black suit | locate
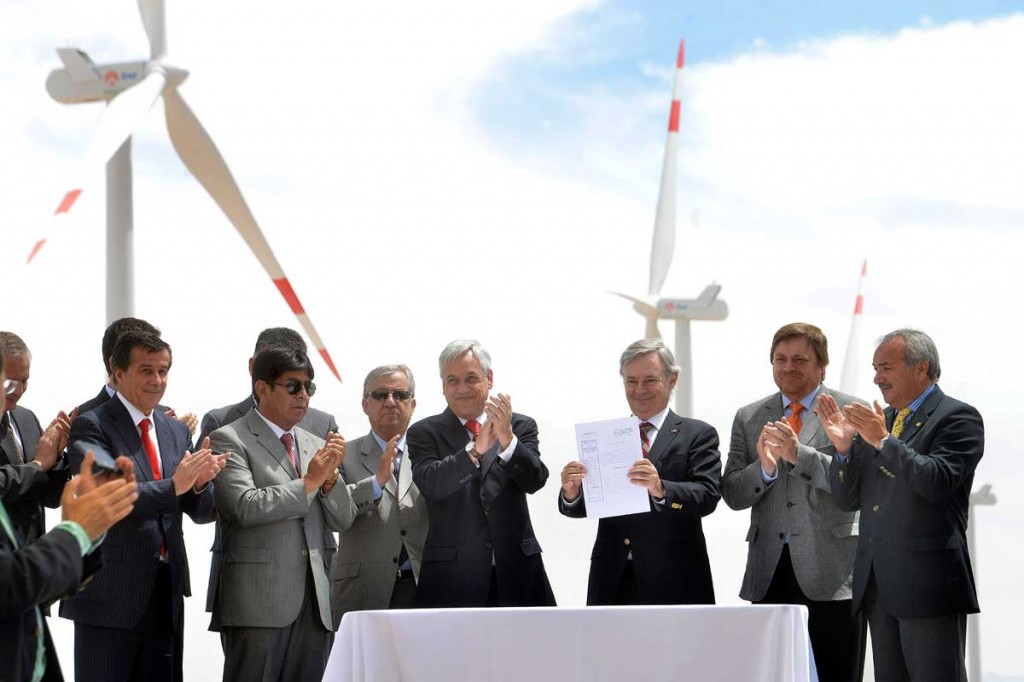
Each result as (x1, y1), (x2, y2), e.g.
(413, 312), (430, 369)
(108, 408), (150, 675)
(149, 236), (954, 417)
(61, 396), (216, 682)
(1, 406), (69, 544)
(1, 499), (101, 682)
(409, 408), (555, 607)
(76, 386), (113, 416)
(830, 386), (983, 680)
(559, 411), (722, 605)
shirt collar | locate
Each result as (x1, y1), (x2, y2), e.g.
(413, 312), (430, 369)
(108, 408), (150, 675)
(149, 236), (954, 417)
(255, 409), (294, 441)
(904, 383), (937, 414)
(636, 405), (671, 430)
(781, 384), (821, 413)
(371, 431), (407, 453)
(116, 392), (152, 427)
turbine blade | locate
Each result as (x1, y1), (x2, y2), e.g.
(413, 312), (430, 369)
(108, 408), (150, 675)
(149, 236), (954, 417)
(164, 89), (341, 381)
(649, 39), (685, 297)
(138, 0), (167, 59)
(839, 259), (867, 393)
(27, 70), (165, 264)
(645, 315), (662, 340)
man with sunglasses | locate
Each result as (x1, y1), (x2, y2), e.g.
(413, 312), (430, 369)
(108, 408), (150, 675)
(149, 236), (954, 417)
(210, 346), (354, 681)
(330, 365), (427, 622)
(0, 331), (74, 544)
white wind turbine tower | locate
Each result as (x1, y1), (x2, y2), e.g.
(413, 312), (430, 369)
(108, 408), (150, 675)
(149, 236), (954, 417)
(613, 39), (727, 418)
(839, 259), (867, 393)
(32, 0), (340, 380)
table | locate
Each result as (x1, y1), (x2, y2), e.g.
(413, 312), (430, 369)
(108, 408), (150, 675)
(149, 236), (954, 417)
(325, 604), (817, 681)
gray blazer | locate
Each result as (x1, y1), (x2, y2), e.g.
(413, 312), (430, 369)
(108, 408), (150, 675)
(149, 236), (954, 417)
(722, 385), (862, 602)
(330, 433), (428, 627)
(210, 410), (356, 631)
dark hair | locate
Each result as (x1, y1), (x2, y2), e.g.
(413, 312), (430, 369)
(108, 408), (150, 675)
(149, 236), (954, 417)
(251, 347), (314, 395)
(110, 331), (171, 373)
(0, 331), (29, 358)
(103, 317), (160, 375)
(254, 327), (306, 356)
(770, 322), (829, 367)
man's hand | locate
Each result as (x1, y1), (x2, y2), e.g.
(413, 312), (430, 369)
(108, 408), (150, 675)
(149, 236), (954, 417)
(815, 394), (856, 453)
(762, 419), (799, 465)
(560, 461), (587, 502)
(473, 419), (495, 456)
(171, 449), (216, 496)
(62, 452), (139, 540)
(843, 401), (888, 449)
(165, 409), (199, 437)
(34, 409), (75, 470)
(305, 432), (345, 494)
(628, 459), (665, 500)
(189, 437), (228, 493)
(484, 393), (514, 450)
(376, 435), (400, 487)
(756, 428), (778, 477)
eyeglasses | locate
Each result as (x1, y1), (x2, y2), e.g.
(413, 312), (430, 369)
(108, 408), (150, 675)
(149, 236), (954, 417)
(3, 379), (25, 396)
(271, 380), (316, 396)
(367, 389), (413, 402)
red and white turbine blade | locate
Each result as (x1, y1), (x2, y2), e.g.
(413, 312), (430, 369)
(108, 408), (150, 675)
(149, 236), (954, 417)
(839, 259), (867, 393)
(27, 69), (166, 264)
(138, 0), (168, 59)
(648, 39), (685, 297)
(163, 88), (341, 381)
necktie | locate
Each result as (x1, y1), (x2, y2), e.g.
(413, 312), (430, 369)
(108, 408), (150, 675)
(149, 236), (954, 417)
(280, 432), (300, 475)
(639, 421), (655, 458)
(1, 412), (25, 465)
(891, 407), (912, 438)
(788, 402), (804, 435)
(465, 419), (481, 441)
(139, 418), (161, 480)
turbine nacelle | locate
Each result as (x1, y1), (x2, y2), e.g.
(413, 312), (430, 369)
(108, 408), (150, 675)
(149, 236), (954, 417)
(657, 284), (728, 320)
(45, 48), (188, 104)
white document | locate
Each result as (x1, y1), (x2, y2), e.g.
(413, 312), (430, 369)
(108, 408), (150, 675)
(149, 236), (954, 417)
(574, 417), (650, 519)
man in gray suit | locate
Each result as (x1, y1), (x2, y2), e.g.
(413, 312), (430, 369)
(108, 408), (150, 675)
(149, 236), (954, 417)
(722, 322), (866, 682)
(331, 364), (428, 626)
(210, 346), (354, 682)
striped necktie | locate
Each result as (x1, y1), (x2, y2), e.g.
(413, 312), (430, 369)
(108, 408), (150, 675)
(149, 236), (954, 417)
(639, 421), (655, 458)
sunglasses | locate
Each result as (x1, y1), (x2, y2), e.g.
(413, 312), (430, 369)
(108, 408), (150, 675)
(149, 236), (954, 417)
(3, 379), (25, 396)
(271, 380), (316, 396)
(367, 389), (413, 402)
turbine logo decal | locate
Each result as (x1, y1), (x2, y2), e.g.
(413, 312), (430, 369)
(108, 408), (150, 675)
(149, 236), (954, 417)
(104, 70), (120, 87)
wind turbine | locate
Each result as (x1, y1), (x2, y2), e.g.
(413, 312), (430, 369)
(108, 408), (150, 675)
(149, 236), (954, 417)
(838, 259), (867, 393)
(33, 0), (340, 380)
(613, 39), (727, 417)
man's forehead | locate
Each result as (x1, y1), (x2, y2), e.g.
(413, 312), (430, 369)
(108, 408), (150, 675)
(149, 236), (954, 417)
(130, 349), (170, 367)
(371, 373), (409, 389)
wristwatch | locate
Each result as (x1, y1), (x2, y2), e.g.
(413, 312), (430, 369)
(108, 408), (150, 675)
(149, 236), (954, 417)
(464, 441), (482, 461)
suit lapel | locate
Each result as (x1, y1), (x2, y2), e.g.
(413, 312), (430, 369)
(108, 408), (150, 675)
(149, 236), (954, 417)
(360, 435), (398, 498)
(108, 399), (152, 482)
(0, 416), (18, 466)
(798, 389), (826, 448)
(10, 409), (41, 461)
(898, 386), (943, 444)
(295, 428), (318, 476)
(648, 411), (682, 467)
(246, 410), (298, 479)
(153, 411), (182, 477)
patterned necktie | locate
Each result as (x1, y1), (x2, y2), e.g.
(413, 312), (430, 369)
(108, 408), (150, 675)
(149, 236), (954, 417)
(891, 407), (912, 438)
(280, 432), (300, 475)
(139, 418), (161, 480)
(1, 412), (25, 465)
(465, 419), (481, 441)
(639, 421), (655, 458)
(788, 402), (804, 435)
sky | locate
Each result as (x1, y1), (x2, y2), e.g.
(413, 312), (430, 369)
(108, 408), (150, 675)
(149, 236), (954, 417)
(2, 0), (1022, 679)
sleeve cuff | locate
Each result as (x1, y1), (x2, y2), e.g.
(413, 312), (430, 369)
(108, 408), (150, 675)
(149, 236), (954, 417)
(371, 476), (384, 501)
(497, 435), (519, 462)
(54, 521), (92, 556)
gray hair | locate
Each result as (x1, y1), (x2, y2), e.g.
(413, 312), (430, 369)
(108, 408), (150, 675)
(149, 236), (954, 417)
(362, 364), (416, 397)
(877, 329), (941, 381)
(438, 340), (492, 377)
(0, 332), (30, 359)
(619, 339), (680, 377)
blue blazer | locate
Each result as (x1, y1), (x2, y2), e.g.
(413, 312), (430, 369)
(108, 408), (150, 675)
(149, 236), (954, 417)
(60, 396), (215, 629)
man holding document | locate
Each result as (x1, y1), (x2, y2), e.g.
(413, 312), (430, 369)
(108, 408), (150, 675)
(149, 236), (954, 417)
(558, 339), (722, 605)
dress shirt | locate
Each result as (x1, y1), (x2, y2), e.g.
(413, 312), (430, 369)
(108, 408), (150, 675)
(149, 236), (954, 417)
(116, 393), (162, 474)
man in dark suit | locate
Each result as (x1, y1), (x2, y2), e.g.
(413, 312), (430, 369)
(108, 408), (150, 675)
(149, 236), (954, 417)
(820, 329), (983, 681)
(409, 340), (555, 608)
(199, 327), (340, 620)
(1, 344), (140, 682)
(61, 331), (227, 682)
(0, 332), (74, 545)
(722, 323), (866, 682)
(559, 339), (721, 605)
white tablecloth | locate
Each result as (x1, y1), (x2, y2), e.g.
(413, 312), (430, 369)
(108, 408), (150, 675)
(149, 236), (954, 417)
(325, 604), (817, 681)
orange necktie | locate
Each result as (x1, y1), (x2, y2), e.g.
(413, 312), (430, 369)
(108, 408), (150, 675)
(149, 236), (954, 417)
(788, 402), (804, 435)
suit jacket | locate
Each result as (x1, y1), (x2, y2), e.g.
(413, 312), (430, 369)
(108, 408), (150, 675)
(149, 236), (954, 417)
(722, 386), (861, 602)
(830, 386), (983, 618)
(76, 386), (112, 416)
(1, 406), (69, 545)
(202, 398), (341, 613)
(60, 397), (215, 630)
(209, 410), (355, 630)
(1, 511), (96, 682)
(409, 408), (555, 608)
(558, 410), (721, 605)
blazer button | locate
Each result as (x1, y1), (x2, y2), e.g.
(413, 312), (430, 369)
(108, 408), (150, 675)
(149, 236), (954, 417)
(786, 502), (794, 508)
(393, 557), (399, 563)
(400, 529), (407, 536)
(800, 473), (811, 481)
(754, 487), (761, 493)
(485, 542), (493, 549)
(301, 549), (308, 556)
(872, 504), (880, 512)
(623, 538), (631, 546)
(778, 533), (785, 539)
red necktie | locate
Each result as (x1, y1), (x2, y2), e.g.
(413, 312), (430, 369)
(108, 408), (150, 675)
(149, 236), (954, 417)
(280, 432), (300, 475)
(139, 418), (161, 480)
(788, 402), (804, 435)
(639, 421), (654, 458)
(465, 419), (481, 441)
